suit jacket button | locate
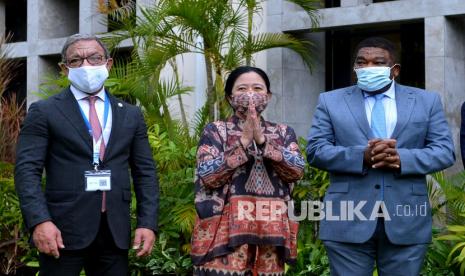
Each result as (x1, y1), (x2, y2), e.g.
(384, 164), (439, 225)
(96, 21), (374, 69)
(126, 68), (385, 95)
(375, 184), (381, 189)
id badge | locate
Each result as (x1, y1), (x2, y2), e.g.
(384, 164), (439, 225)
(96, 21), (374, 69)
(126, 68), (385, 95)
(85, 170), (111, 191)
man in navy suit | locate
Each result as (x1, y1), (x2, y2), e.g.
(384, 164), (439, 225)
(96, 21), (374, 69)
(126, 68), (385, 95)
(15, 34), (159, 275)
(307, 37), (455, 275)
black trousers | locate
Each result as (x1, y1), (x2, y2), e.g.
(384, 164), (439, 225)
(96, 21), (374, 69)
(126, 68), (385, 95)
(39, 214), (128, 276)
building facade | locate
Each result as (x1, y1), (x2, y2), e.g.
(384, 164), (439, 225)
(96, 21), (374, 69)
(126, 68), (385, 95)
(266, 0), (465, 172)
(2, 0), (465, 170)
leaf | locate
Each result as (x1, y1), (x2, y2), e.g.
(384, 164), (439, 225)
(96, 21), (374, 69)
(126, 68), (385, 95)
(437, 234), (465, 241)
(447, 242), (465, 264)
(246, 33), (314, 70)
(447, 225), (465, 233)
(285, 0), (320, 28)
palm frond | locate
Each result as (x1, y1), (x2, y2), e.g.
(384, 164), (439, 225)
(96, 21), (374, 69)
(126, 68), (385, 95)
(157, 79), (193, 102)
(135, 5), (174, 39)
(0, 94), (25, 163)
(431, 171), (465, 225)
(37, 73), (70, 99)
(240, 0), (263, 15)
(98, 0), (135, 18)
(171, 198), (196, 235)
(246, 33), (314, 70)
(192, 104), (210, 139)
(285, 0), (321, 28)
(222, 30), (247, 70)
(0, 34), (19, 98)
(164, 0), (211, 37)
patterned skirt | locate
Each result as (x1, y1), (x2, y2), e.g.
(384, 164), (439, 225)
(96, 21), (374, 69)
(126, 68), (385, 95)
(193, 244), (284, 276)
(191, 196), (298, 266)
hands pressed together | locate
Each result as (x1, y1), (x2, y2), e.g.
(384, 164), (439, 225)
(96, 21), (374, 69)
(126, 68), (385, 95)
(240, 99), (266, 149)
(364, 138), (401, 170)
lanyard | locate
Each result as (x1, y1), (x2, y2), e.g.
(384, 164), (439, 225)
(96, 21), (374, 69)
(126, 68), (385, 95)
(78, 93), (110, 167)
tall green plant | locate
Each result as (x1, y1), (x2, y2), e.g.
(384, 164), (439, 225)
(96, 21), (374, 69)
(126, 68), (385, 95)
(0, 35), (18, 99)
(30, 2), (321, 273)
(101, 0), (320, 121)
(0, 94), (25, 164)
(426, 172), (465, 275)
(126, 122), (197, 275)
(0, 163), (37, 275)
(0, 34), (24, 164)
(285, 138), (330, 275)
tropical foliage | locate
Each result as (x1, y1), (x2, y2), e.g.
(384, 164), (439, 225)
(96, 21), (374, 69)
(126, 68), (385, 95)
(427, 172), (465, 275)
(285, 138), (331, 275)
(0, 35), (24, 164)
(0, 35), (35, 275)
(94, 1), (321, 274)
(3, 1), (465, 276)
(98, 0), (319, 121)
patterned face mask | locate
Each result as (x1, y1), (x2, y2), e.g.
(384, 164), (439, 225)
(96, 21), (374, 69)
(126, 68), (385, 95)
(230, 92), (269, 114)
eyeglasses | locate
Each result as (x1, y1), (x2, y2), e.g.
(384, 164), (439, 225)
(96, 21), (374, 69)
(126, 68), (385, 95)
(65, 54), (107, 68)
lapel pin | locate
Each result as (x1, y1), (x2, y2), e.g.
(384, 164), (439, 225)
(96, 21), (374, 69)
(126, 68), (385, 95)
(118, 103), (123, 107)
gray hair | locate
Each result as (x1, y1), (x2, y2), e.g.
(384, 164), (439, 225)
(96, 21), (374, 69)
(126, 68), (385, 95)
(61, 34), (110, 62)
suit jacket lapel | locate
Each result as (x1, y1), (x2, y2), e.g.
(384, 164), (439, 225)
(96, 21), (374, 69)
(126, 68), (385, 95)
(344, 86), (372, 139)
(390, 83), (415, 139)
(54, 88), (92, 149)
(103, 91), (127, 160)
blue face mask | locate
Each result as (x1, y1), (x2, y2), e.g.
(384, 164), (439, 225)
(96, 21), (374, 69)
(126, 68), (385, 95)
(354, 65), (396, 92)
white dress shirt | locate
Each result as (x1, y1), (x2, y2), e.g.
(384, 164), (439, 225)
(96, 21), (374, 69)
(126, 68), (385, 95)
(363, 81), (397, 138)
(70, 85), (113, 145)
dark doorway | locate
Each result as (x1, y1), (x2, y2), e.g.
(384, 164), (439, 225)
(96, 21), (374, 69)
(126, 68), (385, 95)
(325, 0), (341, 8)
(325, 21), (425, 91)
(5, 0), (27, 42)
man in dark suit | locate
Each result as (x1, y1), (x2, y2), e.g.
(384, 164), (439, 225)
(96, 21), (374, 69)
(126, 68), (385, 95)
(307, 37), (455, 275)
(15, 34), (159, 275)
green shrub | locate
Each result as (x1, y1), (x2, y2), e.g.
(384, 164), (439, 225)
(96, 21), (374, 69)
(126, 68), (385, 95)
(0, 162), (37, 275)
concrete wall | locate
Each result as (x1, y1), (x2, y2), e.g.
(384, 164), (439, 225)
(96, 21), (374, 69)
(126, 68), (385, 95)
(425, 16), (465, 171)
(264, 0), (324, 138)
(279, 0), (465, 171)
(341, 0), (373, 7)
(284, 0), (465, 31)
(40, 0), (79, 39)
(2, 0), (106, 105)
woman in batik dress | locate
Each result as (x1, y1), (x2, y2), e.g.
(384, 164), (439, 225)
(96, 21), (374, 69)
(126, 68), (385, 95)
(191, 66), (305, 276)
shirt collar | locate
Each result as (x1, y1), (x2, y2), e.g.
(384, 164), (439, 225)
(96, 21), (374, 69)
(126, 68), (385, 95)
(363, 81), (396, 100)
(70, 85), (106, 102)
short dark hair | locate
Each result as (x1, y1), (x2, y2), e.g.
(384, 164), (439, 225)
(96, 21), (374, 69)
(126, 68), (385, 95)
(224, 66), (271, 98)
(354, 36), (398, 63)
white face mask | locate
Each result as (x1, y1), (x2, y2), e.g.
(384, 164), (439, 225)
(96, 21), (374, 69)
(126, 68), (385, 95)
(67, 64), (109, 94)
